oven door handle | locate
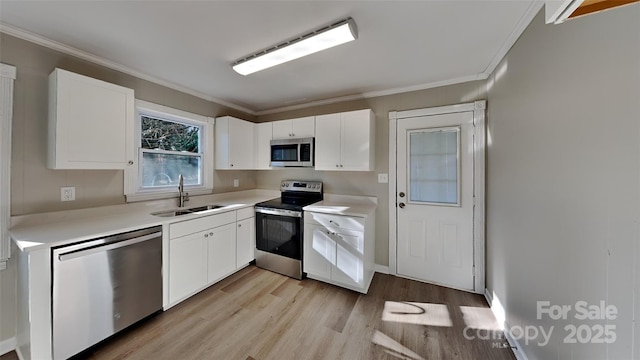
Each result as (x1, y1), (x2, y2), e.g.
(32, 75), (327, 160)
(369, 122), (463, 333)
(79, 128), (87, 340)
(255, 207), (302, 218)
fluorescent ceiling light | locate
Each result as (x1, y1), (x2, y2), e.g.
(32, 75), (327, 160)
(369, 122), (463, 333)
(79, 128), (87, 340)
(232, 18), (358, 76)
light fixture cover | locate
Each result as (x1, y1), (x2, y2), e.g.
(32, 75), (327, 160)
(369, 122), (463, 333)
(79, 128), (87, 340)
(232, 18), (358, 76)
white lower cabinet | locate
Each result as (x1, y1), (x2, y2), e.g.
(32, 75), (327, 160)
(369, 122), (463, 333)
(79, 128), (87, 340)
(207, 223), (237, 283)
(168, 207), (255, 307)
(169, 230), (208, 304)
(236, 216), (255, 266)
(303, 211), (375, 294)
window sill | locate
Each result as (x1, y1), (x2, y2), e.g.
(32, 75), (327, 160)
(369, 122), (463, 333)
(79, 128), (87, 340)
(125, 188), (213, 203)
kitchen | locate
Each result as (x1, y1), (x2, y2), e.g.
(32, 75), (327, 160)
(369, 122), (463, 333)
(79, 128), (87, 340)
(0, 1), (639, 360)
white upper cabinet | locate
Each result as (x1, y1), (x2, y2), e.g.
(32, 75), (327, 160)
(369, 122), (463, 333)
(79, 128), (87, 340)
(254, 122), (273, 170)
(48, 68), (135, 169)
(215, 116), (255, 169)
(272, 116), (315, 139)
(314, 113), (342, 170)
(315, 109), (375, 171)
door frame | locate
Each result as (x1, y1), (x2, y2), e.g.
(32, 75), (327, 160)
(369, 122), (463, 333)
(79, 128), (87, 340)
(388, 101), (486, 293)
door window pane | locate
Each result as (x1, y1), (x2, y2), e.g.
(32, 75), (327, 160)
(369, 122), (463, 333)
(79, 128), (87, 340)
(409, 127), (460, 205)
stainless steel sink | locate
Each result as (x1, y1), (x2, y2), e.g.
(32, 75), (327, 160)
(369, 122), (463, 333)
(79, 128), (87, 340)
(151, 204), (226, 217)
(187, 205), (225, 212)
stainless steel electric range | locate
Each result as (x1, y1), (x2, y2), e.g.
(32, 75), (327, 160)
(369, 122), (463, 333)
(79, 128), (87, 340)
(254, 180), (323, 279)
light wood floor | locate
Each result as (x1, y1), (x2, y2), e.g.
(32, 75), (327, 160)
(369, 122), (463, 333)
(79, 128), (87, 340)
(2, 266), (515, 360)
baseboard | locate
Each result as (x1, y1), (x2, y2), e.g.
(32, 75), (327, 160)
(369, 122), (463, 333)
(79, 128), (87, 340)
(0, 337), (16, 356)
(484, 288), (528, 360)
(15, 345), (24, 360)
(504, 326), (529, 360)
(374, 264), (389, 274)
(483, 287), (493, 306)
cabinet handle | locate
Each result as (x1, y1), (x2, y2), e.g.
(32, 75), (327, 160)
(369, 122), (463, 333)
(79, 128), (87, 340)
(204, 233), (209, 238)
(209, 232), (213, 236)
(336, 164), (339, 168)
(230, 164), (234, 167)
(238, 224), (242, 228)
(329, 220), (340, 227)
(128, 160), (134, 165)
(340, 165), (343, 168)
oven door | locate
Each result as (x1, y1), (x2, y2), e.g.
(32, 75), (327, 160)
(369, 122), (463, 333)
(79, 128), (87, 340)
(255, 207), (302, 260)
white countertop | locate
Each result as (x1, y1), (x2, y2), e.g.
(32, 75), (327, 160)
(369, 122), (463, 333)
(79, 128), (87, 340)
(10, 189), (279, 252)
(303, 194), (377, 217)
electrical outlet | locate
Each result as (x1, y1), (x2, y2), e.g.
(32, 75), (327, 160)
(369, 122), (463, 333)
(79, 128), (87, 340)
(378, 173), (389, 183)
(233, 179), (239, 188)
(61, 187), (75, 201)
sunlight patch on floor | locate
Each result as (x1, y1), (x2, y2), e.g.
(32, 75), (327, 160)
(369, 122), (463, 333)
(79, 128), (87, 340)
(382, 301), (453, 327)
(459, 305), (502, 331)
(372, 330), (425, 360)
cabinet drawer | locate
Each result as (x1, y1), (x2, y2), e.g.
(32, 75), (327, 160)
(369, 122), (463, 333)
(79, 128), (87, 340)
(170, 210), (236, 239)
(236, 206), (255, 221)
(304, 212), (364, 231)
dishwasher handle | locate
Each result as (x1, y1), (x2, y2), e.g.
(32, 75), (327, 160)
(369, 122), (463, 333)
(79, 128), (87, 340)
(58, 232), (161, 262)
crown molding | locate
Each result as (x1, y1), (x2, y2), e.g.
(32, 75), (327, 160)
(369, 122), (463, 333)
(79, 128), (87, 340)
(0, 22), (257, 115)
(254, 73), (487, 116)
(480, 1), (543, 77)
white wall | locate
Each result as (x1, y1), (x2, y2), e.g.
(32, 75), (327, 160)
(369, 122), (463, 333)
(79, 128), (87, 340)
(486, 5), (639, 360)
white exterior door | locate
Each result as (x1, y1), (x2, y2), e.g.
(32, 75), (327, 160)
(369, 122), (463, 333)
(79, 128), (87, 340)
(396, 111), (475, 291)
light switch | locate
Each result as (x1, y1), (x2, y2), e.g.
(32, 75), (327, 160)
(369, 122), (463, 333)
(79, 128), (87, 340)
(233, 179), (239, 187)
(378, 173), (389, 184)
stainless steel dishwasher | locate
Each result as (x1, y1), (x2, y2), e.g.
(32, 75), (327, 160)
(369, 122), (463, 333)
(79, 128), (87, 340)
(52, 226), (163, 360)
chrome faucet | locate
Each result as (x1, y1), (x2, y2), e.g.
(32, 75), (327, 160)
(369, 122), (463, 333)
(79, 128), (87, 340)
(178, 174), (189, 207)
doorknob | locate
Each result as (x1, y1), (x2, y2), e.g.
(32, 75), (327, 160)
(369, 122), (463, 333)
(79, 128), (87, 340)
(399, 192), (405, 198)
(399, 202), (405, 209)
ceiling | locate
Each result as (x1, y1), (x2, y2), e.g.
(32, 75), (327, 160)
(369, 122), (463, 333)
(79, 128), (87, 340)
(0, 1), (541, 115)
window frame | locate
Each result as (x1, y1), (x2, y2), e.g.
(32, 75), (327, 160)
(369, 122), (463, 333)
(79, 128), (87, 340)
(0, 63), (16, 265)
(125, 100), (214, 202)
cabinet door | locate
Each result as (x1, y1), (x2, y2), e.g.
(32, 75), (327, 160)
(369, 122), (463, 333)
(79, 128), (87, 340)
(272, 120), (292, 140)
(303, 224), (334, 279)
(228, 118), (255, 169)
(236, 217), (255, 266)
(340, 110), (374, 171)
(331, 230), (365, 289)
(255, 122), (272, 170)
(48, 68), (134, 169)
(207, 223), (237, 283)
(314, 113), (342, 170)
(290, 116), (315, 138)
(169, 232), (207, 304)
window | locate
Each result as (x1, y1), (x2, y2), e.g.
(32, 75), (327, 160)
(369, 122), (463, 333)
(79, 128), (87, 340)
(408, 126), (460, 206)
(125, 100), (213, 202)
(1, 63), (16, 265)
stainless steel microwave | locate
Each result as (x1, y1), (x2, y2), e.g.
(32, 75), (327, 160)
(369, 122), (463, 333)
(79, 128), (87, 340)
(270, 137), (314, 167)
